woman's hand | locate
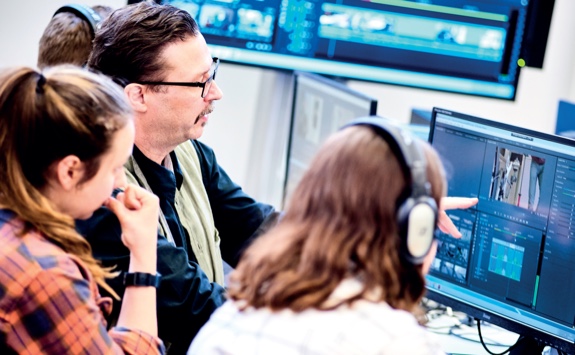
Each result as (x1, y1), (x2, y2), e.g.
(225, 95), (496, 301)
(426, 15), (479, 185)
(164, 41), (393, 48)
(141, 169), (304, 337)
(437, 197), (479, 238)
(104, 185), (159, 271)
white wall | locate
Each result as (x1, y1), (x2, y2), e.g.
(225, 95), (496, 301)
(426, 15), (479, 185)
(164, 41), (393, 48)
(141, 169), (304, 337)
(2, 0), (575, 208)
(0, 0), (126, 69)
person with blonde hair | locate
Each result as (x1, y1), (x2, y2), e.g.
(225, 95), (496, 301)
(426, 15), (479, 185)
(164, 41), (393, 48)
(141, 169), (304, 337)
(189, 118), (447, 354)
(38, 4), (113, 69)
(0, 65), (164, 354)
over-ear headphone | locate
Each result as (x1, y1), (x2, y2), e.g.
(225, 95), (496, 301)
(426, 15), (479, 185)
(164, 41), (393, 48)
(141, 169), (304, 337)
(343, 116), (438, 265)
(53, 4), (103, 38)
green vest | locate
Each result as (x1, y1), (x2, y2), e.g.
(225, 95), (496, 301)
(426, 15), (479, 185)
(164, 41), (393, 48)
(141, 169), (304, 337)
(124, 141), (225, 285)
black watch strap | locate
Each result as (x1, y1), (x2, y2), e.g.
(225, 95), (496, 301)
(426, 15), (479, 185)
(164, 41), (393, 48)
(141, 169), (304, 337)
(123, 272), (161, 288)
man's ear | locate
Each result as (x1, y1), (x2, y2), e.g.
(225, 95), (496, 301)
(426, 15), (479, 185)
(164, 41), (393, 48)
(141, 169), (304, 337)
(124, 83), (147, 113)
(55, 155), (84, 191)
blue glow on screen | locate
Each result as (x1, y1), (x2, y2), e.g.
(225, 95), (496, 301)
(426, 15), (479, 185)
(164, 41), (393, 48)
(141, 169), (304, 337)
(162, 0), (529, 100)
(426, 109), (575, 351)
(209, 45), (515, 98)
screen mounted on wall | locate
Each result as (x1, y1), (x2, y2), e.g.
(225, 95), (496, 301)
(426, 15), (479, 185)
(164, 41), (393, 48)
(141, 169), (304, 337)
(158, 0), (530, 100)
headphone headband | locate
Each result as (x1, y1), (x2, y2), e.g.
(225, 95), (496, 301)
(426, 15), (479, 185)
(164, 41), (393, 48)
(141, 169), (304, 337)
(345, 116), (430, 197)
(53, 4), (102, 38)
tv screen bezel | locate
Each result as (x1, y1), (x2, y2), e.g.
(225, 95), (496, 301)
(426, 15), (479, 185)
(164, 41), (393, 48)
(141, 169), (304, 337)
(149, 0), (531, 101)
(426, 107), (575, 354)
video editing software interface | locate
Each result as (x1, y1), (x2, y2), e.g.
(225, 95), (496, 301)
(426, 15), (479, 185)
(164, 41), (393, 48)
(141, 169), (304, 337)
(283, 71), (377, 205)
(427, 108), (575, 348)
(161, 0), (529, 99)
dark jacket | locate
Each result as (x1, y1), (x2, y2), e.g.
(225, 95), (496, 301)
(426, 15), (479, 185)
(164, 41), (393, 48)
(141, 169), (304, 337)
(77, 140), (278, 354)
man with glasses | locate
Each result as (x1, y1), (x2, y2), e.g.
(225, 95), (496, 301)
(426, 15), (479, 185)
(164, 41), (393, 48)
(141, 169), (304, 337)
(136, 57), (219, 98)
(77, 1), (279, 353)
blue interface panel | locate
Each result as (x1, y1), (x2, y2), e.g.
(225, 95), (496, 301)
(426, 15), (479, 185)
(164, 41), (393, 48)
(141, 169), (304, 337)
(161, 0), (529, 100)
(427, 108), (575, 351)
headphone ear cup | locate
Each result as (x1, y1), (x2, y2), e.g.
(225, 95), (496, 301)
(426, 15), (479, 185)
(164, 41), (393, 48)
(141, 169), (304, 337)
(397, 197), (438, 264)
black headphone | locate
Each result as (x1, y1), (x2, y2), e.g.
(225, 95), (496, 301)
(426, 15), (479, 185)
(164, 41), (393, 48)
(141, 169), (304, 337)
(343, 116), (438, 265)
(53, 4), (102, 38)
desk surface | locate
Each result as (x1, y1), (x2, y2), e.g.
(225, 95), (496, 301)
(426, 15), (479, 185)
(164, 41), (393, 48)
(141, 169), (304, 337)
(426, 314), (520, 354)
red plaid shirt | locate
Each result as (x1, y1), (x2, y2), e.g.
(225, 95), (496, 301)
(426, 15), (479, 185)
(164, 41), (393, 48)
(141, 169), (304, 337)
(0, 209), (165, 354)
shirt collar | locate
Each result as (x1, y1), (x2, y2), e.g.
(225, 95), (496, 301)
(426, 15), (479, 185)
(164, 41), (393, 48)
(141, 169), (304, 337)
(132, 146), (184, 191)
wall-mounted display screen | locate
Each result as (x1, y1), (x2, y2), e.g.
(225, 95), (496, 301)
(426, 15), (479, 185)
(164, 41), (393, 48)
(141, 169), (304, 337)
(159, 0), (530, 100)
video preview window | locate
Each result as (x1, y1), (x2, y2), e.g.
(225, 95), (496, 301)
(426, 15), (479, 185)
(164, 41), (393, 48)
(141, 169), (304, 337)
(489, 148), (550, 214)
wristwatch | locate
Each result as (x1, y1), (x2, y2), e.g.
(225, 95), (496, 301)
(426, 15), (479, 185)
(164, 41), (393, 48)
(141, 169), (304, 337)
(123, 272), (162, 288)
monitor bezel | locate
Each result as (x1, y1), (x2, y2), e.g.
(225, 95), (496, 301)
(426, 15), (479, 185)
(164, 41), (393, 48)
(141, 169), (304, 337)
(153, 0), (529, 101)
(426, 107), (575, 354)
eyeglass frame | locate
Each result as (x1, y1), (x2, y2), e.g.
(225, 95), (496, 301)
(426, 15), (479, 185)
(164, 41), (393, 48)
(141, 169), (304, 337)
(135, 57), (219, 98)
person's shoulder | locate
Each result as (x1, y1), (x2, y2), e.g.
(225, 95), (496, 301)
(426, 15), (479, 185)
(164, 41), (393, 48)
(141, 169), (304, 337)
(205, 299), (241, 319)
(0, 218), (65, 274)
(0, 218), (42, 290)
(197, 300), (272, 332)
(308, 301), (442, 354)
(0, 224), (85, 305)
(20, 230), (85, 278)
(351, 302), (444, 354)
(352, 300), (421, 330)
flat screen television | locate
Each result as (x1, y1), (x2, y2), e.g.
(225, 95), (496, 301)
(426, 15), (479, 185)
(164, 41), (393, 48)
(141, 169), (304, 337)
(156, 0), (530, 100)
(426, 107), (575, 353)
(283, 71), (377, 206)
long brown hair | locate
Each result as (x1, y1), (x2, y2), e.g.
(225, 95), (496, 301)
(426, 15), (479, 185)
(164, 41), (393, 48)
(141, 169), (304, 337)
(0, 65), (132, 297)
(228, 125), (446, 312)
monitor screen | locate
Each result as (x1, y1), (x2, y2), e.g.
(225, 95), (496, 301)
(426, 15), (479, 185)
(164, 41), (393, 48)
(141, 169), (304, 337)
(426, 107), (575, 353)
(158, 0), (530, 100)
(283, 71), (377, 205)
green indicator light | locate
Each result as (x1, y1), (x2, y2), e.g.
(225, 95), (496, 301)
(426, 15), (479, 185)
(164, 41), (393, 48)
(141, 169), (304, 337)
(533, 275), (539, 307)
(517, 58), (526, 67)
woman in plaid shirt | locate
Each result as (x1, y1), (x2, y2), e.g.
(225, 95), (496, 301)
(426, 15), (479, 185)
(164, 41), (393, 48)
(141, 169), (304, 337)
(0, 66), (164, 354)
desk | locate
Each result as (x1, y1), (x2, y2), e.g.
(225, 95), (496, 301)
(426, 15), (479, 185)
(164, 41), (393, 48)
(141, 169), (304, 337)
(426, 314), (519, 354)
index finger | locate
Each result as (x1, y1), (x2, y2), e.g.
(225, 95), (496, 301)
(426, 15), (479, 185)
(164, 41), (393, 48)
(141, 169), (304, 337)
(440, 197), (478, 210)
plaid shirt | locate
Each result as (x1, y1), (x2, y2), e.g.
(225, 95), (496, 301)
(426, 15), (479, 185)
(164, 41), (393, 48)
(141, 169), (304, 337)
(0, 209), (165, 354)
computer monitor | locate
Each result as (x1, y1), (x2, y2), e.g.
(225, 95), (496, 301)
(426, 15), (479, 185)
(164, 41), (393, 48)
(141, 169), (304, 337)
(154, 0), (533, 100)
(555, 100), (575, 139)
(283, 71), (377, 206)
(426, 107), (575, 353)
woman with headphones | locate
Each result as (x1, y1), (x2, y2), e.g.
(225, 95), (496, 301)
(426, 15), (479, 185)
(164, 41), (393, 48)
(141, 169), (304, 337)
(189, 117), (447, 354)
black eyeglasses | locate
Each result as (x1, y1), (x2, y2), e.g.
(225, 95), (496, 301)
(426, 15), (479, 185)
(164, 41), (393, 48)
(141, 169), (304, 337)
(136, 57), (219, 98)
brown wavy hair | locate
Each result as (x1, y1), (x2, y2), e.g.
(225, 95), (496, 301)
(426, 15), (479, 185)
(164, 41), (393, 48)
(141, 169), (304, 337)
(88, 0), (199, 87)
(0, 65), (132, 298)
(228, 124), (446, 312)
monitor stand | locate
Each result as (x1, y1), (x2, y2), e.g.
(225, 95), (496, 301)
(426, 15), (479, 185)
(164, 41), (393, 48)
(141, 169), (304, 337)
(508, 336), (546, 355)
